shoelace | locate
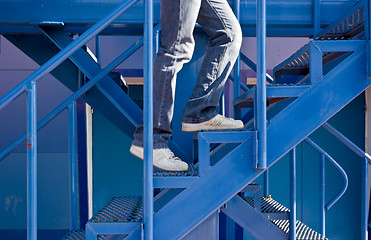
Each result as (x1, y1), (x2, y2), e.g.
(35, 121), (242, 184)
(157, 148), (180, 163)
(208, 115), (233, 125)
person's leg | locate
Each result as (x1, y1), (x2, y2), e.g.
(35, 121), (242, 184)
(131, 0), (201, 171)
(181, 0), (242, 127)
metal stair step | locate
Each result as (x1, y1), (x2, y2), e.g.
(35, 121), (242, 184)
(271, 219), (327, 240)
(153, 163), (198, 177)
(90, 197), (143, 223)
(274, 2), (365, 82)
(315, 4), (364, 40)
(234, 84), (311, 108)
(153, 163), (199, 188)
(243, 196), (290, 214)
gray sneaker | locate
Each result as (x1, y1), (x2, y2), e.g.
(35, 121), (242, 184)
(182, 114), (244, 132)
(130, 145), (188, 172)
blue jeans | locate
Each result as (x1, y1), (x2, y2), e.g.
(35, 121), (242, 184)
(133, 0), (242, 148)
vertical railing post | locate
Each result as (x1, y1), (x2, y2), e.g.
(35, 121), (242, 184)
(233, 0), (241, 119)
(27, 81), (37, 240)
(320, 153), (325, 236)
(264, 170), (269, 196)
(69, 101), (78, 230)
(313, 0), (321, 36)
(257, 0), (267, 169)
(362, 157), (368, 240)
(290, 147), (296, 240)
(144, 0), (154, 238)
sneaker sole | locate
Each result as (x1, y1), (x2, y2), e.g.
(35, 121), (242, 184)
(181, 123), (244, 132)
(130, 146), (188, 172)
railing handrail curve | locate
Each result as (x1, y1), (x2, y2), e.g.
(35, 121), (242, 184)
(305, 137), (348, 210)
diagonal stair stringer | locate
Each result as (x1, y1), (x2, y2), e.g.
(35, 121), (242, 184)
(153, 46), (370, 240)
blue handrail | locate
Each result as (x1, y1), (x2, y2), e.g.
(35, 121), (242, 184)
(305, 137), (349, 235)
(305, 138), (348, 209)
(322, 123), (371, 164)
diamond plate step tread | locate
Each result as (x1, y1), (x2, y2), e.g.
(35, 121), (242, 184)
(243, 196), (290, 213)
(90, 197), (143, 223)
(153, 163), (198, 177)
(62, 230), (107, 240)
(271, 219), (328, 240)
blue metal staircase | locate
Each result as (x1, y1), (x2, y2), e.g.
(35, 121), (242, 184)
(0, 0), (370, 239)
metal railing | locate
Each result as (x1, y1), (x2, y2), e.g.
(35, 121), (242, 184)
(0, 0), (141, 238)
(322, 122), (371, 240)
(304, 137), (348, 236)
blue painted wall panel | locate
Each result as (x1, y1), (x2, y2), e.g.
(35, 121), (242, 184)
(0, 153), (70, 229)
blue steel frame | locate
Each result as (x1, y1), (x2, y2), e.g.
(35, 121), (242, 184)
(289, 147), (296, 240)
(69, 102), (78, 230)
(143, 0), (154, 238)
(26, 81), (37, 240)
(233, 0), (241, 120)
(256, 0), (267, 169)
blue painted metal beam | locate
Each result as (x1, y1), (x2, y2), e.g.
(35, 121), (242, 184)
(143, 0), (154, 238)
(68, 102), (78, 230)
(153, 177), (199, 189)
(0, 0), (356, 37)
(27, 81), (37, 240)
(315, 40), (367, 52)
(256, 0), (267, 169)
(313, 0), (321, 35)
(289, 147), (296, 240)
(320, 153), (326, 235)
(153, 47), (370, 240)
(86, 222), (142, 240)
(199, 130), (255, 144)
(233, 0), (241, 120)
(221, 195), (288, 240)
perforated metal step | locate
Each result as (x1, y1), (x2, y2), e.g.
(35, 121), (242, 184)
(272, 219), (327, 240)
(153, 163), (198, 177)
(90, 196), (143, 223)
(243, 196), (290, 214)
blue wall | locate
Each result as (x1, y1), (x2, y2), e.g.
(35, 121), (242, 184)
(0, 36), (72, 233)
